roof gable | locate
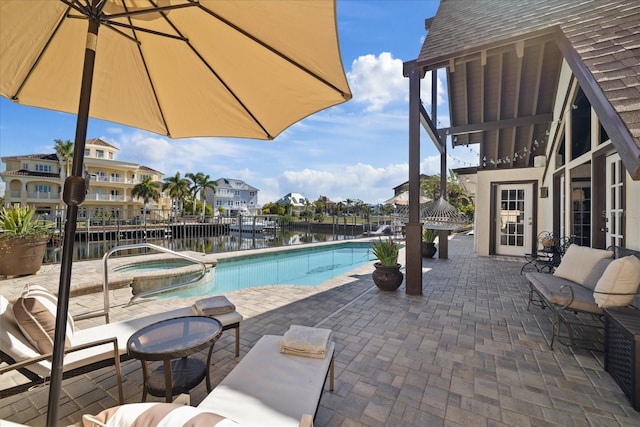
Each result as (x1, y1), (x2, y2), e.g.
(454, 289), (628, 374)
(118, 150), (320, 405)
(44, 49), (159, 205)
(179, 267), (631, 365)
(418, 0), (640, 178)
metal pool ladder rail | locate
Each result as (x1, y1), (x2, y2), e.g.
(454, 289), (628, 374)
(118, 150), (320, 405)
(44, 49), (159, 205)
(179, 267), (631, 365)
(79, 243), (209, 324)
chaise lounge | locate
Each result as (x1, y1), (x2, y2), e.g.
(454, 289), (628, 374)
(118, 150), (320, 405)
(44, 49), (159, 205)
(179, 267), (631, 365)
(0, 289), (242, 401)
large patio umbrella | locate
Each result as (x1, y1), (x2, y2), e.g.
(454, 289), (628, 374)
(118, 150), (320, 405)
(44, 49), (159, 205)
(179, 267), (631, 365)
(0, 1), (351, 425)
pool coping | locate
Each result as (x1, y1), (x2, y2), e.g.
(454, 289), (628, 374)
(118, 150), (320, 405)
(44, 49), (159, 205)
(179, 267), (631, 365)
(0, 237), (385, 302)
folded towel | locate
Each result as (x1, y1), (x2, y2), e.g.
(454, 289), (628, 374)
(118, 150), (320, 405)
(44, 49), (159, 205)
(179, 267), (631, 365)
(280, 325), (332, 359)
(192, 296), (236, 316)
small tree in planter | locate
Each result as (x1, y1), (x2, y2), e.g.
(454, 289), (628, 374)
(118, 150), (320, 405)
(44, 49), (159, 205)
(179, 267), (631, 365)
(371, 237), (403, 291)
(421, 228), (438, 258)
(0, 205), (52, 277)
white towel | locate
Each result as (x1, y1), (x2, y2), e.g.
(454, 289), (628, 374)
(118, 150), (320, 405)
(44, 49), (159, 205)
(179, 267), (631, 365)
(192, 296), (236, 316)
(280, 325), (332, 359)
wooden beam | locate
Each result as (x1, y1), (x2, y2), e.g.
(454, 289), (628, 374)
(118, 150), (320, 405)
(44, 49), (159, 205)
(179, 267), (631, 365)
(446, 113), (553, 135)
(403, 59), (423, 296)
(508, 49), (524, 168)
(526, 43), (546, 166)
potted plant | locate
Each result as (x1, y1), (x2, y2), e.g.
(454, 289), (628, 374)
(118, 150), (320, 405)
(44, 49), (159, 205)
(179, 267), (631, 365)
(421, 228), (438, 258)
(371, 237), (403, 291)
(0, 205), (52, 277)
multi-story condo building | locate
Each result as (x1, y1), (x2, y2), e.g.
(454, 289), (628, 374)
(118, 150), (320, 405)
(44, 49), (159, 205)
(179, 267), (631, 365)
(1, 138), (170, 221)
(206, 178), (259, 217)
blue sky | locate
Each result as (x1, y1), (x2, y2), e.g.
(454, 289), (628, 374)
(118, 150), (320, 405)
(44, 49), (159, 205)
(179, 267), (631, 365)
(0, 0), (479, 205)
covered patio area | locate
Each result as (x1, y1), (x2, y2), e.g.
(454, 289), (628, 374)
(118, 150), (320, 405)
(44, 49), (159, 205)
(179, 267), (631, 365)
(1, 234), (638, 426)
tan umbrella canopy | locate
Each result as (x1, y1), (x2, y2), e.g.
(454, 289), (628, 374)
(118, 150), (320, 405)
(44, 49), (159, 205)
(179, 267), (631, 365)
(0, 0), (351, 139)
(0, 1), (351, 425)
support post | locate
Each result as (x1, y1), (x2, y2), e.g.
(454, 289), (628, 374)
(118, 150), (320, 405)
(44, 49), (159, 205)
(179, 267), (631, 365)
(403, 60), (425, 296)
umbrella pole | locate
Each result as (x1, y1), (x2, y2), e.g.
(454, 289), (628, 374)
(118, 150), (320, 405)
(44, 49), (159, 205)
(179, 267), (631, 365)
(47, 16), (99, 427)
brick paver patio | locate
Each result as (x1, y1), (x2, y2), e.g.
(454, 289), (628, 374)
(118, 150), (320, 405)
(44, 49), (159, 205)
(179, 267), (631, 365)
(1, 234), (639, 426)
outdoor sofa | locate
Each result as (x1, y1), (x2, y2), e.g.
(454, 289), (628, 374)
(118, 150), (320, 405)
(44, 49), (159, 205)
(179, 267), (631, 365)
(0, 288), (242, 400)
(526, 245), (640, 349)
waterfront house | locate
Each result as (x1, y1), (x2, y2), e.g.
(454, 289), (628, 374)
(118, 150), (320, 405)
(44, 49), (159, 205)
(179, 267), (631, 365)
(405, 0), (639, 280)
(278, 192), (311, 215)
(1, 138), (170, 221)
(206, 177), (260, 217)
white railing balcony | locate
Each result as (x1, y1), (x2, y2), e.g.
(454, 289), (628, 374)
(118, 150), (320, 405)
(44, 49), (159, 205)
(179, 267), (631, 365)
(26, 191), (60, 200)
(85, 194), (128, 202)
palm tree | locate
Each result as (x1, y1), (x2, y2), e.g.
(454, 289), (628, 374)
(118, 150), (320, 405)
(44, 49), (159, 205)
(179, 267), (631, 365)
(162, 172), (190, 221)
(345, 198), (354, 215)
(54, 139), (73, 179)
(53, 139), (73, 223)
(186, 172), (217, 221)
(131, 176), (161, 231)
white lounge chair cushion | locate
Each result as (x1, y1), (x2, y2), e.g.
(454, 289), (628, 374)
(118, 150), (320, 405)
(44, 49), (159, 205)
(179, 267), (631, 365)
(1, 303), (242, 377)
(82, 402), (242, 427)
(199, 335), (334, 427)
(12, 284), (74, 353)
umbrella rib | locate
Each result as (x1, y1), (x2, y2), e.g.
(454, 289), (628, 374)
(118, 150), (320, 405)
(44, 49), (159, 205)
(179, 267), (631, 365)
(104, 21), (187, 42)
(197, 3), (351, 100)
(115, 1), (172, 136)
(11, 4), (72, 101)
(106, 1), (198, 19)
(152, 4), (274, 138)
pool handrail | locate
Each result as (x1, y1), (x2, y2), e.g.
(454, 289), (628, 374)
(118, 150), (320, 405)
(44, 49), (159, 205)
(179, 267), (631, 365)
(75, 243), (208, 324)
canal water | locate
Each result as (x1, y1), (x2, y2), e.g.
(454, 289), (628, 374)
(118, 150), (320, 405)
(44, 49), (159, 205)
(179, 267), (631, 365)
(43, 229), (364, 264)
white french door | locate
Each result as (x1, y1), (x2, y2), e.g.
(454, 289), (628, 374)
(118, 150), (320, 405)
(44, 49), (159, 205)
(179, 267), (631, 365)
(605, 154), (624, 248)
(496, 183), (534, 256)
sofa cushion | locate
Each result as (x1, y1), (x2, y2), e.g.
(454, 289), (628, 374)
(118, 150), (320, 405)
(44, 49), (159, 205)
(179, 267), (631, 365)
(594, 255), (640, 308)
(553, 245), (613, 285)
(583, 258), (613, 291)
(526, 272), (602, 314)
(12, 284), (74, 354)
(82, 403), (242, 427)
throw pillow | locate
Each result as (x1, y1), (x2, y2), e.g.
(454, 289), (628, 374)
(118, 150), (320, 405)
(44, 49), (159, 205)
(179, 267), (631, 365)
(583, 258), (614, 291)
(12, 284), (74, 354)
(82, 403), (242, 427)
(553, 245), (613, 285)
(594, 255), (640, 308)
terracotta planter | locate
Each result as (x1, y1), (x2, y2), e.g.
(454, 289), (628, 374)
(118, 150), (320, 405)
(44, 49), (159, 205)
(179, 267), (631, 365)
(0, 235), (49, 277)
(372, 262), (403, 291)
(421, 242), (437, 258)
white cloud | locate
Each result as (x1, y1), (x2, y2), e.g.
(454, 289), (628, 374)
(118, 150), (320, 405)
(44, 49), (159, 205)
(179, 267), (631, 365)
(346, 53), (446, 113)
(347, 52), (407, 112)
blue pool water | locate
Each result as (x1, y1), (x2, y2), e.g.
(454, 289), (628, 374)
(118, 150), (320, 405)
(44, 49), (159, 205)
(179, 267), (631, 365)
(167, 242), (375, 298)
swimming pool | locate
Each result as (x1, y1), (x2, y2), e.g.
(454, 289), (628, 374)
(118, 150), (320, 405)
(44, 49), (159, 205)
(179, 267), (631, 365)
(165, 242), (375, 298)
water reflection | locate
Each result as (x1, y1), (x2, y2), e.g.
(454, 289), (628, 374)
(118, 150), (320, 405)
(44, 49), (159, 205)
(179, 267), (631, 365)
(44, 230), (361, 264)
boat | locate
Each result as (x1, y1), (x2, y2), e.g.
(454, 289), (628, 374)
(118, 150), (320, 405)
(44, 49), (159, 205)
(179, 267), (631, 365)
(229, 219), (264, 233)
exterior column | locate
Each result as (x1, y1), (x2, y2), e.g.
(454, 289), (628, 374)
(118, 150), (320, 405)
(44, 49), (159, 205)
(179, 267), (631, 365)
(403, 60), (425, 296)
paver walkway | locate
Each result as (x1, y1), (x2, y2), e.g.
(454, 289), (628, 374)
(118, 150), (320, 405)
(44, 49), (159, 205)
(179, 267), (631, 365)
(1, 234), (639, 426)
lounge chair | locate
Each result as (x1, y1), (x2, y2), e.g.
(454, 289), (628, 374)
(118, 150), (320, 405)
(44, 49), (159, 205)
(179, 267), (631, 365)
(80, 332), (335, 427)
(0, 293), (242, 400)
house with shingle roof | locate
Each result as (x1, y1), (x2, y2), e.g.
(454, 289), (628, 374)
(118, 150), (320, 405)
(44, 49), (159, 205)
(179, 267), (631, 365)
(401, 0), (640, 294)
(1, 138), (170, 220)
(205, 177), (260, 217)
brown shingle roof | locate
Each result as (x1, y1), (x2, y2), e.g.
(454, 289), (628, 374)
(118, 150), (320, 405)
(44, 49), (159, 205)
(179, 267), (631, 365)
(86, 138), (118, 149)
(1, 153), (58, 161)
(1, 169), (60, 179)
(418, 0), (640, 177)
